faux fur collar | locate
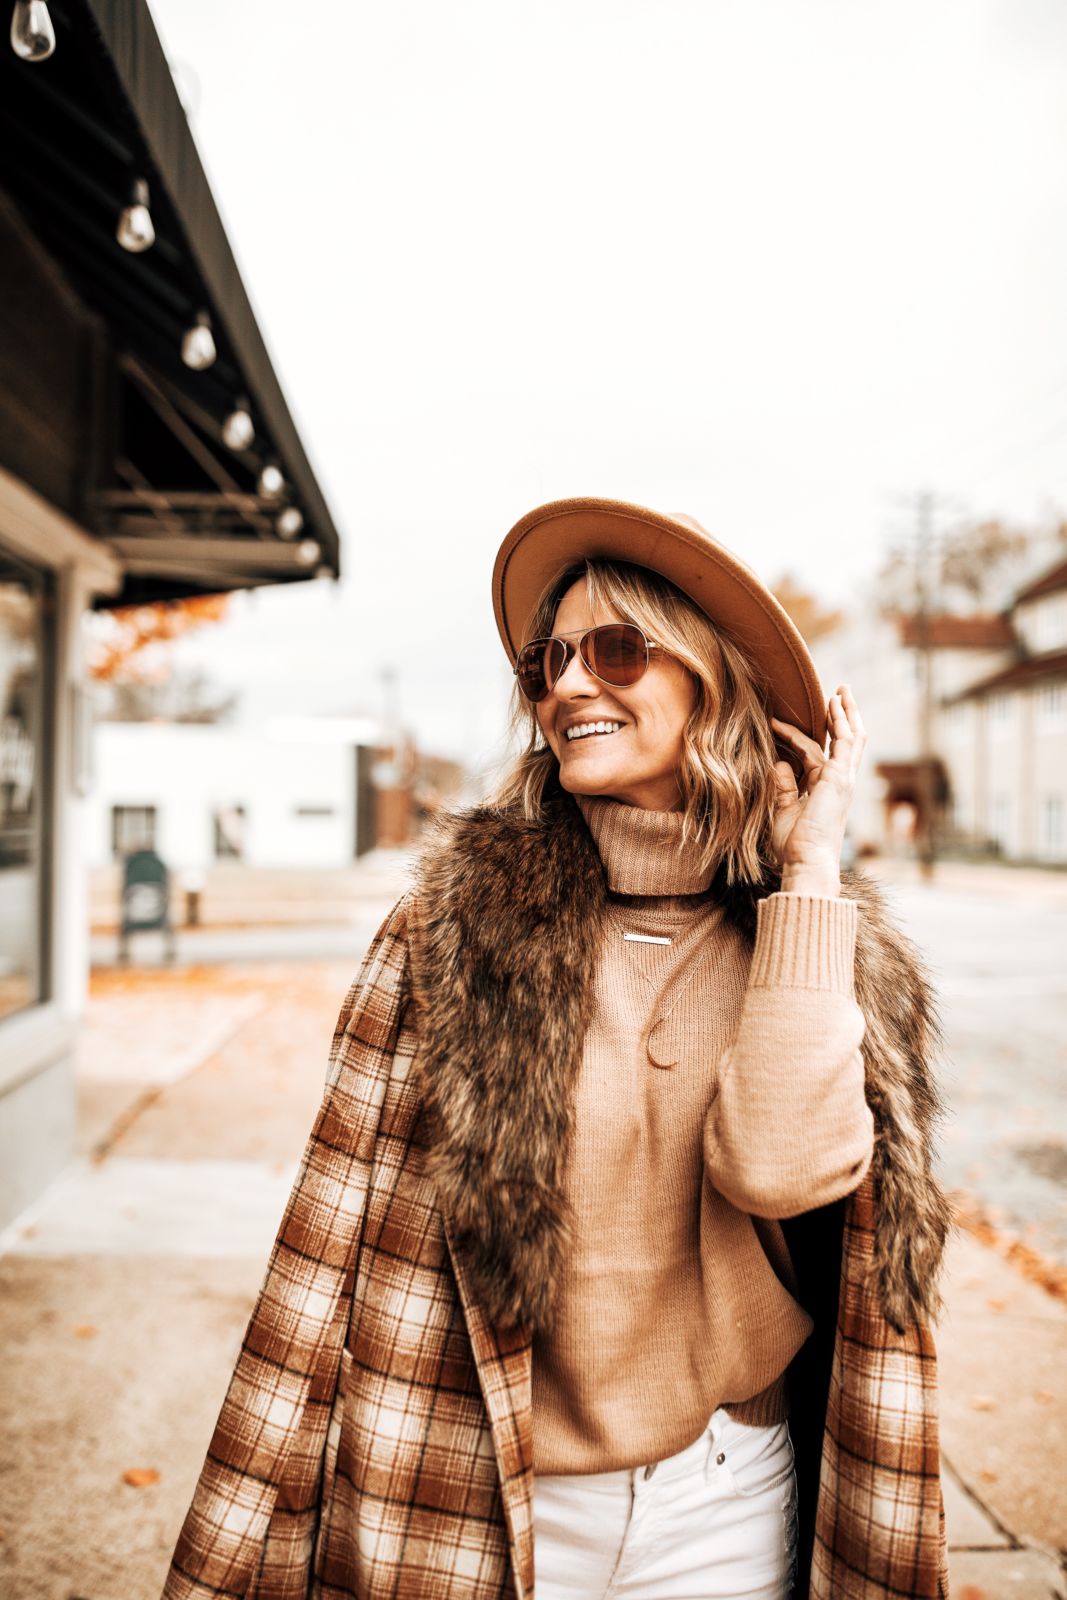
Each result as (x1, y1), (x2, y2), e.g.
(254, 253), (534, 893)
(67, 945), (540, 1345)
(409, 791), (950, 1336)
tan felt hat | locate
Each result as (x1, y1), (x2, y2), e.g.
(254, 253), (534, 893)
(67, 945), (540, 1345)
(492, 496), (826, 745)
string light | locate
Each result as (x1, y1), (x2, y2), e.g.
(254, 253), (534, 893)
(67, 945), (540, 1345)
(296, 539), (321, 566)
(181, 309), (216, 370)
(10, 0), (55, 60)
(275, 506), (303, 539)
(221, 397), (254, 451)
(116, 178), (155, 253)
(257, 462), (285, 500)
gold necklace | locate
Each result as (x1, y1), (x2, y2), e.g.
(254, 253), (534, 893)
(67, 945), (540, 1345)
(639, 940), (713, 1071)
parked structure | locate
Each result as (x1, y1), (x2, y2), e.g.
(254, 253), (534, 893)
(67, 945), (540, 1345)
(0, 1), (341, 1228)
(815, 554), (1067, 864)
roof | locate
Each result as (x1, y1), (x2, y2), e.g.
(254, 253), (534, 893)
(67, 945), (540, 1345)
(895, 614), (1016, 649)
(951, 649), (1067, 700)
(1014, 556), (1067, 605)
(0, 0), (340, 605)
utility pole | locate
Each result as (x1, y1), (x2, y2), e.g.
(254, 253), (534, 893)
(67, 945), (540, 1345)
(911, 491), (937, 881)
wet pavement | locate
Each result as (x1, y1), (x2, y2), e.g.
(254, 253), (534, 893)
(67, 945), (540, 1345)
(0, 856), (1064, 1597)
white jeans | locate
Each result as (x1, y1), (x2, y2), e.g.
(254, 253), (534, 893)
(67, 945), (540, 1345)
(533, 1409), (797, 1599)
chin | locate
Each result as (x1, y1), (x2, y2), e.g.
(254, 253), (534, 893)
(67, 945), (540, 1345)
(557, 759), (622, 796)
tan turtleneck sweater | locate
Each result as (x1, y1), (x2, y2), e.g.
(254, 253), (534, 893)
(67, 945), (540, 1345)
(531, 796), (874, 1476)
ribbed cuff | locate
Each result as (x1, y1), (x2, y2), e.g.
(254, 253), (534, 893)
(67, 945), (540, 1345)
(748, 894), (857, 995)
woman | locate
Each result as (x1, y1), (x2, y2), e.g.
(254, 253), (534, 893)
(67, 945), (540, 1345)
(162, 498), (950, 1600)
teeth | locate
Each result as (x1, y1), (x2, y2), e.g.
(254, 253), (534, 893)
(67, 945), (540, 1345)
(565, 721), (622, 741)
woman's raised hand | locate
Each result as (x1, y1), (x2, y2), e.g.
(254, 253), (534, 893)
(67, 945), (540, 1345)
(769, 685), (867, 898)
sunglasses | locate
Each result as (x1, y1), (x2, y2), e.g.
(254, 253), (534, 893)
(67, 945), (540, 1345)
(515, 623), (661, 703)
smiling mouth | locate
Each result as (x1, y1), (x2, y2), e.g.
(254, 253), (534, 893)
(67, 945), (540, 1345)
(564, 720), (624, 742)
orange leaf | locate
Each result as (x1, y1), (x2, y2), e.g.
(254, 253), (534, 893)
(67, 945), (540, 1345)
(970, 1395), (996, 1411)
(958, 1587), (987, 1600)
(122, 1467), (160, 1488)
(72, 1324), (97, 1339)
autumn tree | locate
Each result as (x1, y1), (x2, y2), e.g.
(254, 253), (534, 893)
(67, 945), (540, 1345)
(771, 575), (843, 643)
(87, 594), (231, 684)
(877, 514), (1066, 616)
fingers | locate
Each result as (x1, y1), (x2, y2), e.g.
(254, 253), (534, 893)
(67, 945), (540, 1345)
(771, 717), (826, 775)
(773, 758), (799, 801)
(832, 684), (867, 777)
(773, 684), (867, 783)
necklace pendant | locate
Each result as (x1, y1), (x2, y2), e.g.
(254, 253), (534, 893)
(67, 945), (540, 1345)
(623, 931), (673, 945)
(645, 1016), (677, 1070)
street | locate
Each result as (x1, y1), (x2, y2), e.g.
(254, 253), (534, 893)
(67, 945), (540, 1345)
(871, 865), (1067, 1272)
(0, 858), (1064, 1597)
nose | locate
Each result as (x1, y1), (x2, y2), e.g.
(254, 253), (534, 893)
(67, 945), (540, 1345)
(551, 642), (600, 701)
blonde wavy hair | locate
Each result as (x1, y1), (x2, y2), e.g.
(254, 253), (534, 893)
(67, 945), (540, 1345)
(492, 559), (781, 887)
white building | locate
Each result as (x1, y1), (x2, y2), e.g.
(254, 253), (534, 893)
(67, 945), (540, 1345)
(815, 555), (1067, 864)
(86, 716), (380, 873)
(943, 559), (1067, 863)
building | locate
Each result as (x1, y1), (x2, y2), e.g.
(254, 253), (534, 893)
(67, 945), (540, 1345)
(0, 2), (341, 1228)
(943, 560), (1067, 862)
(814, 554), (1067, 864)
(85, 717), (381, 875)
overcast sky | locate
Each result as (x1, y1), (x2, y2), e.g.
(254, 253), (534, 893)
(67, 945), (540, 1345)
(147, 0), (1067, 768)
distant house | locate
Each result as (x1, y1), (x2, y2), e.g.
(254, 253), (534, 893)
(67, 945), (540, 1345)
(86, 717), (382, 874)
(943, 560), (1067, 862)
(814, 553), (1067, 864)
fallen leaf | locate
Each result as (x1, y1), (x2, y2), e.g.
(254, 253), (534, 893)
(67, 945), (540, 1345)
(985, 1298), (1006, 1313)
(979, 1469), (998, 1484)
(122, 1467), (160, 1488)
(72, 1324), (97, 1339)
(1035, 1390), (1054, 1405)
(957, 1586), (987, 1600)
(970, 1396), (996, 1412)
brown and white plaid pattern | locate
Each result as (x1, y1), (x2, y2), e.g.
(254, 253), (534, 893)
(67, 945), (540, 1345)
(810, 1175), (948, 1599)
(163, 896), (946, 1600)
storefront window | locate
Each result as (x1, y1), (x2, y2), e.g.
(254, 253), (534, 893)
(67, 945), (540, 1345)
(0, 549), (51, 1022)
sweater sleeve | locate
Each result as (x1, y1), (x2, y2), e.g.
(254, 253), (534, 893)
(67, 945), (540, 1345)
(703, 893), (874, 1219)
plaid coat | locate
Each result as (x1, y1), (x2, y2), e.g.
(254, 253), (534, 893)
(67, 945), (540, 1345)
(163, 797), (951, 1600)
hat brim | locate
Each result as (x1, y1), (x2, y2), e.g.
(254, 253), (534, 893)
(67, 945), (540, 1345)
(492, 497), (826, 745)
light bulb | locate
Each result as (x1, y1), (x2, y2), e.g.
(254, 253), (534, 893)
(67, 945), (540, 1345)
(222, 400), (254, 451)
(181, 309), (216, 370)
(275, 506), (304, 540)
(257, 462), (284, 500)
(10, 1), (55, 60)
(116, 178), (155, 252)
(296, 539), (321, 566)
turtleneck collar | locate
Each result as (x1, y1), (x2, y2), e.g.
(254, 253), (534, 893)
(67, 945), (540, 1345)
(576, 795), (714, 896)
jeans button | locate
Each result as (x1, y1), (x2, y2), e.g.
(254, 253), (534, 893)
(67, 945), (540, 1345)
(716, 1452), (726, 1465)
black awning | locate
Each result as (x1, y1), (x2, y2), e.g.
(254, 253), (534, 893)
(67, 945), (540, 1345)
(0, 0), (342, 605)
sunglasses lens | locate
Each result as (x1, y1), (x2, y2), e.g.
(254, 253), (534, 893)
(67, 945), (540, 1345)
(583, 624), (648, 687)
(516, 638), (566, 702)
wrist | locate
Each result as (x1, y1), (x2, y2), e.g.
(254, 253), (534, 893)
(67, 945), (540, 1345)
(778, 865), (841, 898)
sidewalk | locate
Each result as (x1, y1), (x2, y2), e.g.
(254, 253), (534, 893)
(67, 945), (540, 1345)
(1, 939), (1065, 1595)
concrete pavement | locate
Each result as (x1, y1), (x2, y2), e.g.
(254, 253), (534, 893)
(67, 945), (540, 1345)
(1, 859), (1065, 1596)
